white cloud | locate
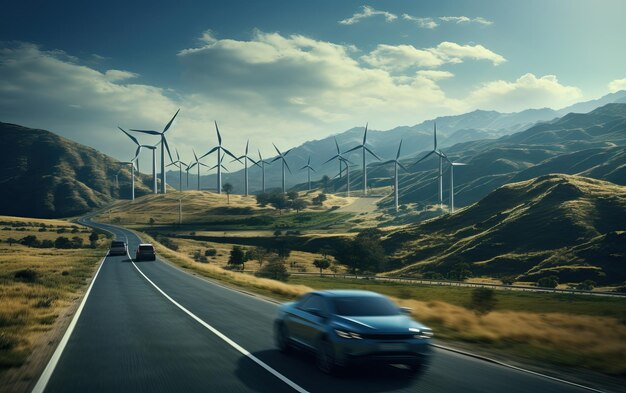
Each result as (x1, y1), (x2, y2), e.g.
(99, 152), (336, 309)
(416, 70), (454, 80)
(401, 14), (438, 29)
(104, 69), (139, 81)
(431, 42), (506, 66)
(467, 73), (583, 112)
(339, 5), (397, 25)
(608, 77), (626, 93)
(361, 42), (505, 71)
(440, 16), (493, 26)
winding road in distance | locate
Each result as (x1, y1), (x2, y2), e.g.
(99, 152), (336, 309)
(34, 216), (598, 393)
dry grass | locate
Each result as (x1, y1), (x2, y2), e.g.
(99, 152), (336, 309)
(138, 229), (626, 376)
(0, 216), (104, 382)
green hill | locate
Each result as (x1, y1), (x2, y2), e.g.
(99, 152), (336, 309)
(0, 122), (155, 218)
(382, 174), (626, 284)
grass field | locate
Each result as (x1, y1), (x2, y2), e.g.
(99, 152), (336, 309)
(0, 216), (106, 390)
(138, 230), (626, 376)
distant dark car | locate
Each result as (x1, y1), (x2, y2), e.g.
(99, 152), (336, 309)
(274, 290), (433, 374)
(108, 240), (127, 256)
(135, 243), (156, 261)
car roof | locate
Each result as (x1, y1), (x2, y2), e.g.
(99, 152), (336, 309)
(313, 290), (384, 298)
(138, 243), (153, 247)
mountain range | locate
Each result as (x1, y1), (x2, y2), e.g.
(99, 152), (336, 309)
(0, 122), (156, 218)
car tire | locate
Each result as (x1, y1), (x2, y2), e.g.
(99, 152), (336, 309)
(316, 338), (339, 375)
(275, 323), (291, 354)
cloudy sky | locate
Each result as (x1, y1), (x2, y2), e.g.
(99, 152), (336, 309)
(1, 0), (625, 168)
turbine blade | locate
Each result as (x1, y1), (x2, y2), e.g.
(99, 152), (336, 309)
(193, 148), (198, 162)
(433, 122), (437, 149)
(413, 150), (435, 165)
(199, 146), (219, 160)
(215, 121), (222, 145)
(364, 146), (381, 160)
(396, 139), (402, 160)
(363, 123), (368, 145)
(245, 140), (249, 155)
(163, 136), (173, 163)
(118, 127), (140, 145)
(222, 148), (242, 163)
(273, 143), (282, 156)
(284, 159), (292, 174)
(199, 162), (210, 168)
(176, 148), (180, 161)
(344, 145), (362, 154)
(310, 167), (317, 173)
(129, 129), (160, 136)
(188, 162), (197, 170)
(322, 155), (339, 165)
(258, 149), (263, 161)
(163, 109), (180, 133)
(398, 162), (410, 172)
(283, 148), (293, 157)
(271, 156), (282, 163)
(334, 137), (340, 154)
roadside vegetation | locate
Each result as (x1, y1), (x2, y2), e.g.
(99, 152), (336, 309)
(0, 216), (107, 391)
(139, 229), (626, 377)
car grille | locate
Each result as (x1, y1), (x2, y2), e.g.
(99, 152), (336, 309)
(360, 334), (414, 340)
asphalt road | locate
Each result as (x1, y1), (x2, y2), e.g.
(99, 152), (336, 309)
(37, 217), (596, 393)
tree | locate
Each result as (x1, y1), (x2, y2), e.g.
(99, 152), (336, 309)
(228, 245), (245, 270)
(71, 236), (84, 248)
(273, 240), (291, 260)
(537, 275), (559, 288)
(6, 237), (17, 247)
(291, 198), (307, 213)
(256, 193), (270, 207)
(286, 191), (299, 201)
(334, 228), (387, 274)
(149, 217), (156, 226)
(222, 183), (234, 204)
(321, 175), (330, 190)
(468, 288), (497, 315)
(255, 257), (289, 281)
(313, 258), (331, 276)
(89, 232), (99, 248)
(247, 246), (269, 268)
(448, 263), (472, 281)
(312, 193), (327, 206)
(20, 235), (40, 248)
(54, 236), (72, 249)
(269, 193), (288, 214)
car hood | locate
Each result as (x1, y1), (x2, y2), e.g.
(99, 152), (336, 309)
(332, 314), (429, 333)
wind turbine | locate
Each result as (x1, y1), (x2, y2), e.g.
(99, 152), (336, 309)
(184, 160), (194, 190)
(344, 123), (380, 196)
(413, 122), (446, 209)
(445, 158), (467, 213)
(381, 140), (409, 211)
(200, 122), (240, 194)
(323, 137), (349, 179)
(188, 148), (210, 191)
(299, 156), (317, 191)
(130, 109), (179, 194)
(271, 144), (292, 193)
(334, 157), (354, 197)
(208, 151), (230, 192)
(256, 149), (271, 193)
(119, 159), (137, 200)
(166, 148), (188, 191)
(232, 140), (258, 196)
(118, 127), (158, 193)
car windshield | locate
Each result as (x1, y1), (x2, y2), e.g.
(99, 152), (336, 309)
(111, 241), (124, 247)
(333, 296), (400, 316)
(139, 245), (154, 251)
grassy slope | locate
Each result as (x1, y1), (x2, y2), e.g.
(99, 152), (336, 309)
(383, 174), (626, 284)
(0, 216), (105, 391)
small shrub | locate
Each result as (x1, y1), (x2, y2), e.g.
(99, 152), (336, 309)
(40, 239), (54, 248)
(255, 258), (289, 281)
(205, 248), (217, 257)
(14, 269), (38, 283)
(537, 275), (559, 288)
(576, 280), (596, 291)
(0, 332), (18, 350)
(35, 297), (55, 308)
(468, 288), (497, 315)
(157, 235), (179, 251)
(61, 271), (70, 276)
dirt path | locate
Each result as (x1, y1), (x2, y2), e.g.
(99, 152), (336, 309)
(337, 196), (383, 213)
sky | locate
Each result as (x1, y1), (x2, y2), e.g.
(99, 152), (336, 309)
(1, 0), (625, 169)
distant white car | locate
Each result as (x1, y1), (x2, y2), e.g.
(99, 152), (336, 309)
(108, 240), (127, 256)
(135, 243), (156, 261)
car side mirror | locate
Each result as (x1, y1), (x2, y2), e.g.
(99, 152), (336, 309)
(400, 307), (412, 315)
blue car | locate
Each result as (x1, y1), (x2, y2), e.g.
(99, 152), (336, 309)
(274, 290), (433, 374)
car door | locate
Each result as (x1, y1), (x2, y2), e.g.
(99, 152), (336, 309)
(284, 294), (310, 346)
(297, 294), (329, 347)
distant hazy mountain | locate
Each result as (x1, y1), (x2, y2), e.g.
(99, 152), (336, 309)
(358, 103), (626, 210)
(0, 122), (155, 218)
(175, 90), (626, 193)
(383, 174), (626, 284)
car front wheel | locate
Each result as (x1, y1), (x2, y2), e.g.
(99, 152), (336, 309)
(275, 323), (291, 354)
(316, 338), (339, 375)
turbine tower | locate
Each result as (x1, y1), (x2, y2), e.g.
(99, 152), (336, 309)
(299, 156), (317, 191)
(333, 157), (354, 197)
(232, 140), (258, 196)
(381, 140), (409, 211)
(445, 158), (467, 213)
(118, 127), (158, 193)
(130, 109), (179, 194)
(271, 144), (292, 193)
(256, 150), (271, 193)
(200, 122), (240, 194)
(119, 159), (137, 200)
(414, 122), (446, 208)
(208, 151), (229, 191)
(166, 149), (188, 191)
(344, 123), (380, 196)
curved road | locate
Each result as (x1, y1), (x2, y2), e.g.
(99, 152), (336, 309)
(35, 217), (595, 393)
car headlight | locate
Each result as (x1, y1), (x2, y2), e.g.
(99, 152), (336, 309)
(335, 329), (362, 339)
(409, 327), (434, 339)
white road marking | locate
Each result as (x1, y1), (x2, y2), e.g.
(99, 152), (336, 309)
(130, 260), (310, 393)
(32, 256), (107, 393)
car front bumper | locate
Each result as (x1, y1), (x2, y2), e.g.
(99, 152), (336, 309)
(333, 339), (433, 366)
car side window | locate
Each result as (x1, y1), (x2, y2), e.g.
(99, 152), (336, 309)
(298, 295), (327, 314)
